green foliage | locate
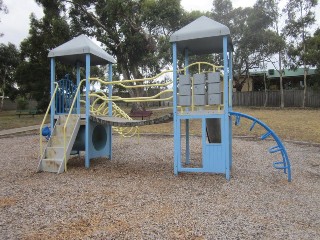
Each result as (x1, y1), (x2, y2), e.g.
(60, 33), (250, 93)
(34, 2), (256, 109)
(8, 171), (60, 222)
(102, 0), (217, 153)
(0, 43), (20, 107)
(15, 1), (72, 112)
(284, 0), (318, 68)
(211, 0), (279, 91)
(16, 97), (29, 110)
(305, 28), (320, 68)
(66, 0), (185, 110)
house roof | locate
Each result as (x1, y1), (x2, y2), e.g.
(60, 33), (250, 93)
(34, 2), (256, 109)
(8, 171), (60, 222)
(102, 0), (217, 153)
(248, 68), (317, 78)
(267, 68), (316, 78)
(169, 16), (233, 55)
(48, 34), (116, 66)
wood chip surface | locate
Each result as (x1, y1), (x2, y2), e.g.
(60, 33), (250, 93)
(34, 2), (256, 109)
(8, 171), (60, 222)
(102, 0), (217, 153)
(0, 134), (319, 239)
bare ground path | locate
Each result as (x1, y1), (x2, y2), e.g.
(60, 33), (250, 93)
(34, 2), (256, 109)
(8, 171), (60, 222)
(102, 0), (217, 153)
(0, 134), (319, 239)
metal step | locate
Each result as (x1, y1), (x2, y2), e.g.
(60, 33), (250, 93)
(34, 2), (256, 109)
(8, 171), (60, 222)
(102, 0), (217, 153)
(38, 158), (64, 173)
(45, 147), (64, 159)
(50, 135), (71, 147)
(58, 114), (79, 125)
(54, 124), (75, 136)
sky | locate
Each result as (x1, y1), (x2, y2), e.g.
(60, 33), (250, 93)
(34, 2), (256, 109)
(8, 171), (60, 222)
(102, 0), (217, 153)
(0, 0), (319, 47)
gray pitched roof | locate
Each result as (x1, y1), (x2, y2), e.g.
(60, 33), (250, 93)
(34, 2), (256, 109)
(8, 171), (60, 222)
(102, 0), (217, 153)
(170, 16), (233, 54)
(48, 34), (116, 65)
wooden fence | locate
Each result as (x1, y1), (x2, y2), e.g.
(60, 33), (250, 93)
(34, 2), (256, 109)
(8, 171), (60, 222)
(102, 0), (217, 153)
(233, 90), (320, 108)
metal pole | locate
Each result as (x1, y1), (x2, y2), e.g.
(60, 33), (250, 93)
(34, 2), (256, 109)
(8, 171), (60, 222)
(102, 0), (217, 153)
(85, 54), (91, 168)
(223, 36), (230, 180)
(108, 63), (113, 159)
(184, 48), (190, 165)
(173, 43), (179, 175)
(50, 58), (55, 131)
(76, 61), (81, 114)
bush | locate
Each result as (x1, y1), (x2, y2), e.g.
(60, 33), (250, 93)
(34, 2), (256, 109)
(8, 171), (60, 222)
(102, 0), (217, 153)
(16, 97), (29, 110)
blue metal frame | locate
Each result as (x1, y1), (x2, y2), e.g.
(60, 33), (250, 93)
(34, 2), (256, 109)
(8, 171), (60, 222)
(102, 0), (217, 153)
(184, 48), (190, 165)
(50, 58), (55, 131)
(76, 62), (81, 115)
(173, 43), (179, 175)
(230, 111), (291, 182)
(107, 63), (113, 159)
(55, 75), (77, 115)
(85, 54), (91, 168)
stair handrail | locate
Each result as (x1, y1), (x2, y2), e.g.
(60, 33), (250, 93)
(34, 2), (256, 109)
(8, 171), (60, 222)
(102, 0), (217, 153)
(63, 79), (86, 172)
(40, 82), (59, 157)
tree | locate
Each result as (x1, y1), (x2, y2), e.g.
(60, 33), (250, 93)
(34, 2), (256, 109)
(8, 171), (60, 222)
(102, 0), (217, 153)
(0, 0), (8, 37)
(64, 0), (183, 111)
(0, 43), (20, 111)
(16, 1), (72, 111)
(305, 28), (320, 69)
(305, 29), (320, 89)
(284, 0), (318, 107)
(253, 0), (287, 108)
(211, 0), (277, 92)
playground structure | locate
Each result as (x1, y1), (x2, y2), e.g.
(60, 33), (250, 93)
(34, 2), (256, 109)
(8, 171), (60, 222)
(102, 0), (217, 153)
(38, 16), (291, 181)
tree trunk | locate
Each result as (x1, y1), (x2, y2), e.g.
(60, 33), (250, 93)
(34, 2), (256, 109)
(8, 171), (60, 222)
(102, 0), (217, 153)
(303, 68), (307, 108)
(278, 52), (284, 108)
(263, 73), (268, 107)
(120, 64), (146, 112)
(0, 78), (5, 112)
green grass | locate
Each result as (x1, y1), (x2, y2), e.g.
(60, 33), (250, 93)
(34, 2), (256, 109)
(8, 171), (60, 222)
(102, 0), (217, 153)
(138, 106), (320, 144)
(0, 110), (47, 130)
(1, 107), (319, 144)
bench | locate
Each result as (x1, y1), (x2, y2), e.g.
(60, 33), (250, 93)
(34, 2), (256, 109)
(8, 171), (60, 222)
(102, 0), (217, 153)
(16, 109), (38, 118)
(129, 110), (153, 120)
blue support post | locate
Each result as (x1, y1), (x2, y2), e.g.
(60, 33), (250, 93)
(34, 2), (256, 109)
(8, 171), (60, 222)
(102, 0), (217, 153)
(108, 63), (113, 160)
(50, 58), (55, 131)
(172, 43), (179, 175)
(228, 51), (233, 168)
(85, 54), (91, 168)
(184, 48), (190, 165)
(76, 62), (81, 115)
(228, 51), (233, 110)
(223, 36), (230, 180)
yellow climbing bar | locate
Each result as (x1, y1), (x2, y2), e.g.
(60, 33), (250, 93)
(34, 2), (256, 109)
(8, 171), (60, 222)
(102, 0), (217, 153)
(40, 82), (59, 157)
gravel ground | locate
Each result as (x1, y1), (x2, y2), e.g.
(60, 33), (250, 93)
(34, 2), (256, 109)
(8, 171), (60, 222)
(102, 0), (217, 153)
(0, 134), (319, 239)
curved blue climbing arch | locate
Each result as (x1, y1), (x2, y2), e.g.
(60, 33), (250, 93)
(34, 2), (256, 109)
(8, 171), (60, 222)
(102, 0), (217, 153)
(230, 111), (291, 182)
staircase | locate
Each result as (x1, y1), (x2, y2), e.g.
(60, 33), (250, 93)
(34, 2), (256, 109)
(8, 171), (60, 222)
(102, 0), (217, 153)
(38, 114), (80, 173)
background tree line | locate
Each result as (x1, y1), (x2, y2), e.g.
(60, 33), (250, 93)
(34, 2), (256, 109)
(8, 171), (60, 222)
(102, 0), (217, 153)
(0, 0), (319, 111)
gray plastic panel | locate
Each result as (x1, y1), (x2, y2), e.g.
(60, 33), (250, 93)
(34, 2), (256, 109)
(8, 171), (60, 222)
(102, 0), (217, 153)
(179, 74), (191, 85)
(179, 95), (191, 106)
(179, 85), (191, 96)
(193, 73), (205, 85)
(208, 93), (221, 105)
(194, 84), (206, 95)
(208, 82), (220, 94)
(208, 72), (220, 83)
(194, 94), (206, 106)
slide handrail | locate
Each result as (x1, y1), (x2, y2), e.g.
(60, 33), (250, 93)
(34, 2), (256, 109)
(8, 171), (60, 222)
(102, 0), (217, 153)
(40, 82), (59, 157)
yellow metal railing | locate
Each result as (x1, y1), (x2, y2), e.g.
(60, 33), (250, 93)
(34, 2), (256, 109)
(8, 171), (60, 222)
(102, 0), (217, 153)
(40, 82), (59, 158)
(179, 62), (224, 112)
(89, 91), (139, 138)
(90, 69), (173, 85)
(181, 62), (223, 75)
(58, 62), (224, 170)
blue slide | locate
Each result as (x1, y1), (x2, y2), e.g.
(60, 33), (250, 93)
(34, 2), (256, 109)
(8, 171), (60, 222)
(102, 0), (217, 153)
(230, 111), (291, 182)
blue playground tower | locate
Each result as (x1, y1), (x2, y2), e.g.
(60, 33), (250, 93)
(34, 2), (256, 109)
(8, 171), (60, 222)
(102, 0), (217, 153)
(170, 16), (233, 179)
